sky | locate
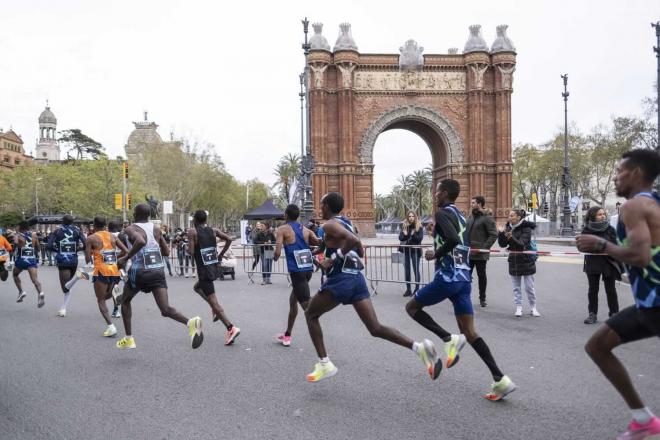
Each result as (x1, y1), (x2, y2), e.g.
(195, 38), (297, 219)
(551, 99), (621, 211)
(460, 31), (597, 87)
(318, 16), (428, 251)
(1, 0), (658, 194)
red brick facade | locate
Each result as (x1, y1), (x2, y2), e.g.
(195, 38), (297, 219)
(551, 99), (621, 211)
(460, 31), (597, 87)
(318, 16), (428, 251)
(307, 49), (515, 235)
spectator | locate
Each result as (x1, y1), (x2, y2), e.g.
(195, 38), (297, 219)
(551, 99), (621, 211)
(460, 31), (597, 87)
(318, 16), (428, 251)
(161, 225), (174, 277)
(173, 228), (195, 277)
(250, 222), (262, 270)
(498, 209), (540, 317)
(466, 196), (498, 307)
(581, 206), (621, 324)
(254, 221), (275, 284)
(399, 211), (424, 297)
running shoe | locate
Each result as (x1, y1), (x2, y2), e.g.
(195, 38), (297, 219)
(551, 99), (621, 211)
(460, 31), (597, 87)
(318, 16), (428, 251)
(444, 334), (467, 369)
(57, 308), (66, 317)
(116, 336), (136, 349)
(515, 306), (522, 317)
(187, 316), (204, 349)
(6, 262), (13, 271)
(103, 324), (117, 337)
(16, 291), (27, 303)
(225, 326), (240, 346)
(617, 416), (660, 440)
(484, 375), (517, 401)
(276, 333), (291, 347)
(306, 361), (338, 382)
(37, 293), (45, 308)
(416, 338), (442, 380)
(77, 269), (90, 281)
(531, 307), (541, 317)
(111, 306), (121, 318)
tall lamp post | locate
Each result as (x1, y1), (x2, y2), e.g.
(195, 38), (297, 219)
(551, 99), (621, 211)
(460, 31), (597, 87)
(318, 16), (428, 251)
(35, 177), (43, 217)
(560, 74), (574, 237)
(652, 21), (660, 192)
(299, 17), (316, 222)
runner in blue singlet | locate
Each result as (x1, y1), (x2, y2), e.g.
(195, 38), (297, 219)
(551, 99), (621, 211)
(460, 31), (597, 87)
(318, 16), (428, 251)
(578, 149), (660, 439)
(12, 221), (45, 307)
(49, 214), (86, 316)
(303, 192), (441, 383)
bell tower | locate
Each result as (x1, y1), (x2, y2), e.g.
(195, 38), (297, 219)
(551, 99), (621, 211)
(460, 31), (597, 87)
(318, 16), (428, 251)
(35, 101), (60, 162)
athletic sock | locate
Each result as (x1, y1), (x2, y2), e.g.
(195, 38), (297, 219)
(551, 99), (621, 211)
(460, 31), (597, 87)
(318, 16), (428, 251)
(412, 310), (451, 342)
(61, 292), (71, 309)
(470, 337), (504, 381)
(226, 324), (233, 331)
(412, 342), (421, 354)
(284, 331), (291, 337)
(631, 407), (654, 425)
(320, 357), (330, 364)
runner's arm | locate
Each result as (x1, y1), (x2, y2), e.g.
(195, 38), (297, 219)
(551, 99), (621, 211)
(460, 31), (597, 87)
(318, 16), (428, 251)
(324, 221), (362, 258)
(84, 236), (93, 265)
(432, 211), (459, 259)
(305, 227), (321, 247)
(114, 235), (129, 257)
(604, 200), (651, 267)
(214, 228), (232, 259)
(273, 227), (284, 261)
(118, 227), (145, 266)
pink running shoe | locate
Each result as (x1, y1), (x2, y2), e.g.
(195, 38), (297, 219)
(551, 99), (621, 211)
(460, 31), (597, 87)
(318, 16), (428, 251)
(276, 333), (291, 347)
(617, 416), (660, 440)
(224, 326), (240, 346)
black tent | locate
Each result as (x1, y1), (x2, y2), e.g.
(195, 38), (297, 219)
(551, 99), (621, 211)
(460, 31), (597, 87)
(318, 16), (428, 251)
(26, 214), (92, 226)
(243, 199), (284, 220)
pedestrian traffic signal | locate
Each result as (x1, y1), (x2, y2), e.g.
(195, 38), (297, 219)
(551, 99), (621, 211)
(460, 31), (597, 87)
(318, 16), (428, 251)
(126, 193), (131, 210)
(122, 162), (128, 179)
(114, 193), (122, 210)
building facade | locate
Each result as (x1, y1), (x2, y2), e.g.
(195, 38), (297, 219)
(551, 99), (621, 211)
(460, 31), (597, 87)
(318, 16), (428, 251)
(34, 103), (60, 164)
(0, 128), (32, 172)
(124, 112), (181, 162)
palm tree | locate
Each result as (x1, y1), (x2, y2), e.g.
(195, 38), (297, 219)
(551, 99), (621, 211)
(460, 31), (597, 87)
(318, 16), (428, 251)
(273, 153), (301, 205)
(407, 169), (432, 215)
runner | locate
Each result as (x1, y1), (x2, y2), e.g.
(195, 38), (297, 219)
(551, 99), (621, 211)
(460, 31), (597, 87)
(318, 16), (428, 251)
(115, 203), (203, 350)
(187, 209), (240, 345)
(49, 214), (86, 317)
(13, 221), (45, 307)
(578, 149), (660, 439)
(108, 219), (124, 318)
(405, 179), (516, 401)
(273, 204), (320, 346)
(84, 216), (128, 337)
(0, 232), (12, 282)
(304, 192), (440, 382)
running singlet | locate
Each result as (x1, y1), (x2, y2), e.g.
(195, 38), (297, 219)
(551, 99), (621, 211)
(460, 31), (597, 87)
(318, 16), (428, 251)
(616, 192), (660, 309)
(129, 223), (164, 270)
(433, 204), (471, 283)
(17, 232), (37, 265)
(51, 225), (83, 266)
(92, 231), (120, 277)
(284, 222), (313, 273)
(323, 216), (364, 277)
(193, 225), (220, 281)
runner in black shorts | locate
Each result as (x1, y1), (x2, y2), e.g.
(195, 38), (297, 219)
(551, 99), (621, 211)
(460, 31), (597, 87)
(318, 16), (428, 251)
(49, 214), (86, 317)
(273, 204), (320, 346)
(578, 149), (660, 438)
(187, 209), (240, 346)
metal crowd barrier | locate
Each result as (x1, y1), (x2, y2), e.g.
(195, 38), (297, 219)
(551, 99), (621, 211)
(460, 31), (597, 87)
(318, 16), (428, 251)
(363, 245), (435, 295)
(240, 244), (291, 284)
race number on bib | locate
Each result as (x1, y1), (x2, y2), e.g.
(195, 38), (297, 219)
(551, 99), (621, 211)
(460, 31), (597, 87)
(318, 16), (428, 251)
(0, 249), (7, 257)
(143, 247), (164, 269)
(60, 241), (76, 254)
(22, 248), (35, 258)
(200, 247), (219, 266)
(101, 249), (118, 265)
(341, 251), (365, 274)
(294, 249), (313, 269)
(452, 244), (470, 270)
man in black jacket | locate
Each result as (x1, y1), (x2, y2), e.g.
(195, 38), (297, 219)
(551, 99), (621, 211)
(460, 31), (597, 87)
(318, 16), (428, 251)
(466, 196), (498, 307)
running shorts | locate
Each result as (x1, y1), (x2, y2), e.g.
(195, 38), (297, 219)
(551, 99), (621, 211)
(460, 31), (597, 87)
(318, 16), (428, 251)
(319, 272), (370, 305)
(93, 275), (121, 285)
(58, 262), (78, 272)
(15, 259), (38, 270)
(414, 272), (473, 316)
(129, 268), (167, 293)
(197, 279), (215, 296)
(606, 305), (660, 343)
(290, 271), (312, 304)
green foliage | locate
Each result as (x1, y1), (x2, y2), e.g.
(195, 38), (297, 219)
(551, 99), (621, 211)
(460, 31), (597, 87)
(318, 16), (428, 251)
(0, 211), (23, 227)
(59, 129), (106, 160)
(272, 153), (301, 206)
(374, 167), (432, 222)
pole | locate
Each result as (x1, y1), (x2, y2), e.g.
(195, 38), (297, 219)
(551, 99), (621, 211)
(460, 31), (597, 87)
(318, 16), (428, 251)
(560, 74), (573, 237)
(122, 161), (128, 223)
(246, 182), (250, 210)
(653, 21), (660, 192)
(299, 17), (315, 222)
(35, 180), (39, 217)
(299, 73), (305, 160)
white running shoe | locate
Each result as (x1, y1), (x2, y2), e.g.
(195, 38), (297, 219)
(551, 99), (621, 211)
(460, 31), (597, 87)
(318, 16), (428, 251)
(515, 306), (522, 317)
(16, 291), (27, 303)
(57, 308), (66, 317)
(531, 307), (541, 317)
(103, 324), (117, 337)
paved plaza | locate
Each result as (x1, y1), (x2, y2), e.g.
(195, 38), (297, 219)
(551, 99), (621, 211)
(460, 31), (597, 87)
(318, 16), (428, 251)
(1, 247), (659, 440)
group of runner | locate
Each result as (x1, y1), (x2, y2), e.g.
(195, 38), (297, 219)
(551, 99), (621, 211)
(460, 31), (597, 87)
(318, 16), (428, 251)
(2, 149), (658, 439)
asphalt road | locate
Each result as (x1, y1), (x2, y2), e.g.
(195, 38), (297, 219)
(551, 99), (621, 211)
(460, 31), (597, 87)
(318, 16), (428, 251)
(1, 254), (658, 440)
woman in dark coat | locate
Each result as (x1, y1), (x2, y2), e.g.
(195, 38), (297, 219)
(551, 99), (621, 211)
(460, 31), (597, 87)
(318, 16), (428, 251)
(498, 209), (539, 317)
(581, 206), (620, 324)
(399, 211), (424, 297)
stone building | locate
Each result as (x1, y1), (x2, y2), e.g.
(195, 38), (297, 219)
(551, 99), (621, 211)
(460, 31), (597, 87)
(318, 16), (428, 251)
(0, 128), (33, 172)
(124, 112), (181, 161)
(34, 103), (60, 164)
(306, 23), (516, 235)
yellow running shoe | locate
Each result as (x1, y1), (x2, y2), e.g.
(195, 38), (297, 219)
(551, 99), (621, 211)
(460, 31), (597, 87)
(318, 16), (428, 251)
(306, 361), (338, 382)
(484, 375), (517, 401)
(416, 339), (442, 380)
(444, 334), (467, 369)
(187, 316), (204, 349)
(116, 336), (136, 349)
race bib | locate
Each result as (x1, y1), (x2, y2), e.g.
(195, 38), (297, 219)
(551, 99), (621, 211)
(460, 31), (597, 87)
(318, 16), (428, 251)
(143, 247), (164, 269)
(342, 251), (365, 274)
(101, 249), (117, 265)
(294, 249), (313, 269)
(452, 244), (470, 270)
(0, 249), (7, 257)
(22, 248), (35, 258)
(200, 247), (219, 266)
(60, 241), (76, 254)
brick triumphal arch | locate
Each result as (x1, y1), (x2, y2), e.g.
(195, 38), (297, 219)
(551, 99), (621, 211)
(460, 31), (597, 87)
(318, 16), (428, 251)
(307, 23), (516, 235)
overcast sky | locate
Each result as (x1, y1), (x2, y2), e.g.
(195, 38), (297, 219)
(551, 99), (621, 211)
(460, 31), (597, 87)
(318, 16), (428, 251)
(1, 0), (658, 194)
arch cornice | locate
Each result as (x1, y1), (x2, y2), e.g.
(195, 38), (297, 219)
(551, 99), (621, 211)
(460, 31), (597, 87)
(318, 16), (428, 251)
(357, 105), (463, 166)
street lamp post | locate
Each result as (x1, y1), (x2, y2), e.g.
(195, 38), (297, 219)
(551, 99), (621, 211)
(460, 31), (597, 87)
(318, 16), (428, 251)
(35, 177), (43, 217)
(652, 21), (660, 192)
(299, 17), (315, 223)
(560, 74), (574, 237)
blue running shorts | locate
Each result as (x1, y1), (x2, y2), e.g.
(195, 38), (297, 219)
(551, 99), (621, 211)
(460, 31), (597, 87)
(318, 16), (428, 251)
(414, 272), (473, 316)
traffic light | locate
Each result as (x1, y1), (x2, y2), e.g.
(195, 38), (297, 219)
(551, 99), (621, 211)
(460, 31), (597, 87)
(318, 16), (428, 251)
(527, 201), (533, 211)
(122, 162), (128, 179)
(126, 193), (131, 210)
(543, 202), (549, 214)
(114, 193), (122, 210)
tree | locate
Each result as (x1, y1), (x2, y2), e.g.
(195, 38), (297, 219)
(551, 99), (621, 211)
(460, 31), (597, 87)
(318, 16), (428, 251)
(58, 129), (106, 160)
(272, 153), (301, 206)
